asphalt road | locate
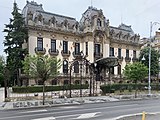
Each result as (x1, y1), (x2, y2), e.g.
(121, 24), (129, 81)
(0, 98), (160, 120)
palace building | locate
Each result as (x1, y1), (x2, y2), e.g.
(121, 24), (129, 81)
(21, 1), (141, 87)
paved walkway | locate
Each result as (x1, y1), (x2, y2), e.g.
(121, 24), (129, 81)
(0, 88), (4, 102)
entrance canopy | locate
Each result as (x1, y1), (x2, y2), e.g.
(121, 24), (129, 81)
(95, 56), (119, 68)
(90, 56), (119, 73)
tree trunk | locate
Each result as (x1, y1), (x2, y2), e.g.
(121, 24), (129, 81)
(4, 79), (7, 99)
(17, 69), (21, 86)
(135, 81), (137, 98)
(42, 81), (45, 105)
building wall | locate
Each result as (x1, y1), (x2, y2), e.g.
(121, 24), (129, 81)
(22, 1), (141, 85)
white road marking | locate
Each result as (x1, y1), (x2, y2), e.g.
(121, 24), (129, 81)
(31, 116), (55, 120)
(76, 112), (101, 119)
(59, 106), (78, 109)
(20, 109), (47, 113)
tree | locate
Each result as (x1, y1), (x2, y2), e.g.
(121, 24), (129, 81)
(123, 62), (148, 98)
(139, 47), (159, 76)
(23, 55), (61, 105)
(3, 2), (28, 86)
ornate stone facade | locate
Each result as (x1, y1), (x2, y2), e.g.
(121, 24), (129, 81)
(22, 1), (141, 85)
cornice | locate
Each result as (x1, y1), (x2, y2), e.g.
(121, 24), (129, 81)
(27, 25), (83, 38)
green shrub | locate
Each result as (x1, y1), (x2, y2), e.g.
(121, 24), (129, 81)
(100, 83), (160, 94)
(12, 84), (89, 93)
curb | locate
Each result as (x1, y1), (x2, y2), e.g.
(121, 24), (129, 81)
(2, 103), (81, 111)
(106, 112), (160, 120)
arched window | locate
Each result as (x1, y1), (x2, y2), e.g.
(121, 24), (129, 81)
(86, 62), (89, 74)
(85, 81), (88, 84)
(97, 18), (101, 27)
(75, 80), (80, 84)
(110, 67), (114, 75)
(118, 65), (121, 75)
(73, 61), (79, 73)
(63, 60), (68, 74)
(52, 79), (57, 85)
(64, 80), (69, 85)
(38, 80), (43, 85)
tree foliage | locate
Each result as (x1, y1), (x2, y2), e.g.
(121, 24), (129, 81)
(123, 62), (148, 82)
(23, 55), (61, 81)
(3, 2), (28, 86)
(123, 62), (148, 97)
(139, 47), (159, 76)
(23, 55), (61, 105)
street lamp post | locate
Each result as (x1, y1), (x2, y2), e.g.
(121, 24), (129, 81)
(80, 51), (84, 97)
(94, 62), (97, 95)
(69, 65), (72, 98)
(148, 22), (160, 96)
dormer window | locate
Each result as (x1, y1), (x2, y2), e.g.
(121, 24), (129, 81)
(97, 18), (101, 27)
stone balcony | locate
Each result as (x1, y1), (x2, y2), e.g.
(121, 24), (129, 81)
(132, 57), (139, 62)
(61, 50), (71, 58)
(94, 52), (103, 59)
(117, 56), (123, 63)
(72, 51), (82, 59)
(34, 47), (46, 55)
(48, 49), (59, 56)
(125, 57), (131, 63)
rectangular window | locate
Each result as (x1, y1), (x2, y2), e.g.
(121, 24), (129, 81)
(94, 44), (100, 55)
(63, 41), (68, 54)
(118, 48), (121, 58)
(75, 43), (80, 55)
(37, 37), (43, 51)
(51, 39), (56, 52)
(109, 47), (114, 56)
(133, 50), (136, 58)
(126, 49), (129, 58)
(86, 42), (88, 55)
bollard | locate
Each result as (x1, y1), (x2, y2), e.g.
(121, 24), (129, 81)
(142, 111), (146, 120)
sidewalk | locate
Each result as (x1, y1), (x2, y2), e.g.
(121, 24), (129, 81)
(0, 87), (159, 110)
(0, 87), (120, 109)
(0, 96), (119, 109)
(0, 88), (4, 102)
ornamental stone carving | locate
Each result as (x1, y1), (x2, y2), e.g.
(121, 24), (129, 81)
(28, 11), (33, 20)
(37, 13), (43, 22)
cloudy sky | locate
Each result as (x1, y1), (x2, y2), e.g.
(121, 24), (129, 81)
(0, 0), (160, 56)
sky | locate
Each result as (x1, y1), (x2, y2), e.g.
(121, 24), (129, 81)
(0, 0), (160, 56)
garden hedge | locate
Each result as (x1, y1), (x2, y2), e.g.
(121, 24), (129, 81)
(100, 83), (160, 94)
(12, 84), (89, 93)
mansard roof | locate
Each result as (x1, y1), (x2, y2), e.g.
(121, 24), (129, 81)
(22, 1), (77, 27)
(22, 1), (44, 16)
(33, 10), (77, 27)
(80, 6), (105, 24)
(118, 23), (134, 34)
(22, 1), (140, 42)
